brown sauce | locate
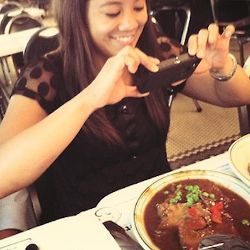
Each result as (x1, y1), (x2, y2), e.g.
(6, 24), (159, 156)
(144, 179), (250, 250)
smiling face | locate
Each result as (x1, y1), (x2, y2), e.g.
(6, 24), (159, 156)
(87, 0), (148, 62)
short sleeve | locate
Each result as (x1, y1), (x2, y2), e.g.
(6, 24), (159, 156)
(12, 57), (59, 113)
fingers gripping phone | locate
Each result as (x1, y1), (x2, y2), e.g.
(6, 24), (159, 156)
(134, 53), (201, 93)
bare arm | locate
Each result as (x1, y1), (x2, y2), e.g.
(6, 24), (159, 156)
(183, 62), (250, 107)
(0, 88), (99, 198)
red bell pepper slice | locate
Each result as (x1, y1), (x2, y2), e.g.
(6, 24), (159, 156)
(210, 201), (224, 223)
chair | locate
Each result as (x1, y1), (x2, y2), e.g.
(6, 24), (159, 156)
(149, 0), (202, 112)
(0, 9), (42, 83)
(0, 1), (22, 14)
(237, 56), (250, 136)
(0, 9), (24, 33)
(0, 4), (22, 85)
(210, 0), (250, 66)
(23, 26), (59, 64)
(4, 11), (42, 34)
(0, 80), (10, 120)
(0, 91), (6, 121)
(150, 0), (191, 45)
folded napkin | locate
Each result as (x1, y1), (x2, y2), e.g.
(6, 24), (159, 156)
(0, 211), (121, 250)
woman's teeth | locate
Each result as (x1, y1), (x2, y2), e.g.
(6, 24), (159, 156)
(113, 35), (134, 43)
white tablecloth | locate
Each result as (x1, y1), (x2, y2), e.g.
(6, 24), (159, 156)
(0, 27), (40, 57)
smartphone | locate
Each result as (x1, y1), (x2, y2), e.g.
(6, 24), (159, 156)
(134, 53), (201, 93)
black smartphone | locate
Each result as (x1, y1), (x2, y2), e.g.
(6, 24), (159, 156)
(134, 53), (201, 93)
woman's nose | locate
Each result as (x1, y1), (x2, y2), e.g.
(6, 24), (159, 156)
(118, 11), (139, 31)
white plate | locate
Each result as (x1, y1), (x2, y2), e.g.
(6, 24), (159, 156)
(228, 134), (250, 186)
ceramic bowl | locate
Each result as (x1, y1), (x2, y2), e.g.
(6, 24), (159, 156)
(228, 134), (250, 186)
(132, 169), (250, 250)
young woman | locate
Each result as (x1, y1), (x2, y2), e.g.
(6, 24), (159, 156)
(0, 0), (249, 225)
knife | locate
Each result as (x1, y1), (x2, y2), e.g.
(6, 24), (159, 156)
(103, 221), (143, 250)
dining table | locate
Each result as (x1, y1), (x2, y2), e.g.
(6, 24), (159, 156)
(0, 152), (249, 250)
(0, 27), (40, 58)
(0, 27), (41, 88)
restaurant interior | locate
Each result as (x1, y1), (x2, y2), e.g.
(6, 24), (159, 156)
(0, 0), (249, 249)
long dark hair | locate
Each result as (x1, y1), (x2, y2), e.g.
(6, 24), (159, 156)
(53, 0), (169, 144)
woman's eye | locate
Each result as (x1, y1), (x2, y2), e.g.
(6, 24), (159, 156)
(105, 12), (120, 18)
(134, 6), (144, 12)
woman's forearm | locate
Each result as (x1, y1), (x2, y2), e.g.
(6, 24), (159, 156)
(0, 88), (96, 198)
(184, 63), (250, 107)
(214, 65), (250, 106)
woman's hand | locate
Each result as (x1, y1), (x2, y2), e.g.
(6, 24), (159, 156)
(188, 23), (235, 74)
(86, 46), (159, 109)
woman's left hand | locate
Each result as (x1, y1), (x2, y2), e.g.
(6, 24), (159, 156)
(188, 23), (235, 74)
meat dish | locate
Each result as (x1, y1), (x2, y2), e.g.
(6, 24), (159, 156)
(143, 179), (250, 250)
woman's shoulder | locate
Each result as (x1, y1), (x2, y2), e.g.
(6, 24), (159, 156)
(12, 54), (63, 113)
(22, 51), (63, 79)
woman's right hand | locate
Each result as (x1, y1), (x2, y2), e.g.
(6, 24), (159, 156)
(87, 46), (160, 109)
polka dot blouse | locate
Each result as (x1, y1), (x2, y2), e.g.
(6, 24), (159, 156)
(13, 56), (60, 113)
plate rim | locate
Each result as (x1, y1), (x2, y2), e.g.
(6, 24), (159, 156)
(228, 134), (250, 185)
